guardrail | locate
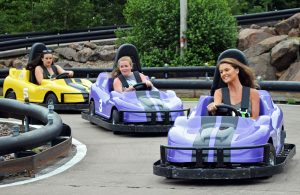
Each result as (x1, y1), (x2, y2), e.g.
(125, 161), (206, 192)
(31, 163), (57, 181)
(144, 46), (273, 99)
(0, 25), (130, 42)
(0, 67), (300, 92)
(0, 67), (216, 79)
(0, 8), (299, 52)
(0, 28), (127, 51)
(236, 8), (300, 25)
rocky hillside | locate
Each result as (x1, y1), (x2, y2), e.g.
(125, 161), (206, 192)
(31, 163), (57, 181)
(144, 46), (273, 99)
(238, 13), (300, 81)
(1, 13), (300, 81)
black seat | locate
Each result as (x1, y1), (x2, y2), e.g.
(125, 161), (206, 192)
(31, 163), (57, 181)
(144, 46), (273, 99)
(27, 43), (48, 84)
(113, 44), (142, 72)
(210, 49), (249, 96)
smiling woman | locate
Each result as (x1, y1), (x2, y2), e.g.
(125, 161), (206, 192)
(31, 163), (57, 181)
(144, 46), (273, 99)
(207, 57), (260, 119)
(112, 56), (154, 93)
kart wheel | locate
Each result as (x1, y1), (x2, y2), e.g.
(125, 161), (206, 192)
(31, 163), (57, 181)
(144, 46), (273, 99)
(112, 109), (120, 125)
(45, 93), (58, 105)
(267, 144), (276, 166)
(6, 91), (16, 99)
(89, 101), (95, 116)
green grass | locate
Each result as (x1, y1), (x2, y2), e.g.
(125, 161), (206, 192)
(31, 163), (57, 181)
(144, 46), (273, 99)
(181, 97), (199, 101)
(287, 98), (297, 104)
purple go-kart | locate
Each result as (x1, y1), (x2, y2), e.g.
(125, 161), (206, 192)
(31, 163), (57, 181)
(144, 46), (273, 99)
(81, 44), (189, 133)
(153, 49), (295, 179)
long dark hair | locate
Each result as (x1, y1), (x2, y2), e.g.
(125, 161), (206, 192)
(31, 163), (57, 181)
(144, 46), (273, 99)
(26, 51), (53, 70)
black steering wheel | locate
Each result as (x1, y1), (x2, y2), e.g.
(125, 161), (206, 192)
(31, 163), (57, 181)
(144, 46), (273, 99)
(133, 82), (151, 91)
(214, 104), (240, 117)
(55, 72), (69, 79)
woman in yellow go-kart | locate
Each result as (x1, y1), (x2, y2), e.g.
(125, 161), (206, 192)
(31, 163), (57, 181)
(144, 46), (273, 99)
(3, 42), (91, 110)
(27, 49), (74, 85)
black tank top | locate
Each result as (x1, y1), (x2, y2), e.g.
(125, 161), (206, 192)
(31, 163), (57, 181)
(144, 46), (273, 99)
(41, 64), (59, 79)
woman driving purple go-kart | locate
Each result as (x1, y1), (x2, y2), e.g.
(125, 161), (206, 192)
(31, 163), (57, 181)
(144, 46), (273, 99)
(153, 48), (295, 179)
(81, 44), (189, 134)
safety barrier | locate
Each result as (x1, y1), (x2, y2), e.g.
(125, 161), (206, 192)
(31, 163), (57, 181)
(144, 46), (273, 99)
(0, 8), (299, 51)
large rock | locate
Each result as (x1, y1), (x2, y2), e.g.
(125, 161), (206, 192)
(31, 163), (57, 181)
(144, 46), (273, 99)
(55, 47), (77, 61)
(99, 49), (116, 61)
(270, 39), (300, 71)
(238, 28), (273, 50)
(275, 13), (300, 35)
(244, 35), (288, 58)
(248, 52), (276, 80)
(279, 61), (300, 81)
(76, 48), (95, 63)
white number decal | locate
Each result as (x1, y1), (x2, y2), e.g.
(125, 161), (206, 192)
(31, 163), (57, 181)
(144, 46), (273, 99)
(98, 98), (103, 112)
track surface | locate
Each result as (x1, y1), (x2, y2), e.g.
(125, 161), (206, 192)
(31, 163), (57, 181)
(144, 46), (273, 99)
(1, 102), (300, 195)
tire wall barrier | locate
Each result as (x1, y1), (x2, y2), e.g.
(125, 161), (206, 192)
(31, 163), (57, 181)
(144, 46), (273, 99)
(0, 98), (63, 155)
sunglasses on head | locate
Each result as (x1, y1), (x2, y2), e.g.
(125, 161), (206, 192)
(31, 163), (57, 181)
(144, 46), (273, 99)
(42, 49), (53, 53)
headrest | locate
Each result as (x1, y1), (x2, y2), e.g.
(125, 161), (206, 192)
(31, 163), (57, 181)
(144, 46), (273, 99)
(113, 44), (141, 72)
(28, 42), (48, 63)
(217, 48), (248, 65)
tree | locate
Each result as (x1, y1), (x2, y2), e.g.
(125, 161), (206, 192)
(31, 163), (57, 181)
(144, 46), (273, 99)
(32, 0), (94, 31)
(117, 0), (237, 67)
(90, 0), (126, 26)
(0, 0), (34, 33)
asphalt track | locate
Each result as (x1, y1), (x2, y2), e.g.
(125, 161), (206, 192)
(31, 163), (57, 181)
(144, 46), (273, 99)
(0, 102), (300, 195)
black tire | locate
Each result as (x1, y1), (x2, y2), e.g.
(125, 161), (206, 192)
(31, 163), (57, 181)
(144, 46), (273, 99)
(45, 93), (58, 105)
(88, 100), (96, 125)
(5, 91), (16, 99)
(267, 144), (276, 166)
(89, 100), (95, 116)
(112, 109), (120, 125)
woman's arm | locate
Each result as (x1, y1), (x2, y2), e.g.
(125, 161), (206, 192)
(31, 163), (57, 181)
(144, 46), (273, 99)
(140, 73), (153, 88)
(207, 89), (222, 113)
(113, 77), (135, 92)
(56, 65), (74, 77)
(250, 88), (260, 119)
(113, 78), (123, 93)
(35, 66), (44, 85)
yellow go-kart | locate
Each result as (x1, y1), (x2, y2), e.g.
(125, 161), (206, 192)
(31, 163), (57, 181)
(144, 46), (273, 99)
(3, 43), (92, 110)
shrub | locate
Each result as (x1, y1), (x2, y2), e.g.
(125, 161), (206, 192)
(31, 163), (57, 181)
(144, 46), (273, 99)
(116, 0), (237, 67)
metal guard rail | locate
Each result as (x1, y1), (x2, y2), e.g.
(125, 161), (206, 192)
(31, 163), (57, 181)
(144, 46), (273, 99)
(0, 8), (299, 51)
(0, 66), (299, 91)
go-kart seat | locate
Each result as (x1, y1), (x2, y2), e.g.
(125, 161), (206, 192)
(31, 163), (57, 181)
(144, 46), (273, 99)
(27, 42), (48, 84)
(193, 96), (214, 116)
(108, 77), (114, 92)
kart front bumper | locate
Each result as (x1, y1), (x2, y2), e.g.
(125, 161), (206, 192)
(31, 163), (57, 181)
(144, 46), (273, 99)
(82, 111), (175, 133)
(41, 103), (88, 111)
(153, 143), (295, 179)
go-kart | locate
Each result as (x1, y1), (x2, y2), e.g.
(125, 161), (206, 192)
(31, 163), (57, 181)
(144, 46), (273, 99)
(153, 49), (296, 179)
(3, 42), (92, 110)
(81, 44), (189, 133)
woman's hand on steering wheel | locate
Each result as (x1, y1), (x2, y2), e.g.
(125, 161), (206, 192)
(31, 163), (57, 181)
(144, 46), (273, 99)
(133, 82), (150, 91)
(214, 104), (240, 116)
(55, 72), (69, 79)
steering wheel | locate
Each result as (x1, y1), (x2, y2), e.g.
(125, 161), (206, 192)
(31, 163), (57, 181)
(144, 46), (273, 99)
(55, 72), (69, 79)
(214, 104), (240, 116)
(133, 82), (151, 91)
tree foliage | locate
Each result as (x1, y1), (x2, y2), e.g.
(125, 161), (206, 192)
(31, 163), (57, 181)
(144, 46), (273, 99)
(0, 0), (298, 34)
(117, 0), (237, 67)
(0, 0), (126, 33)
